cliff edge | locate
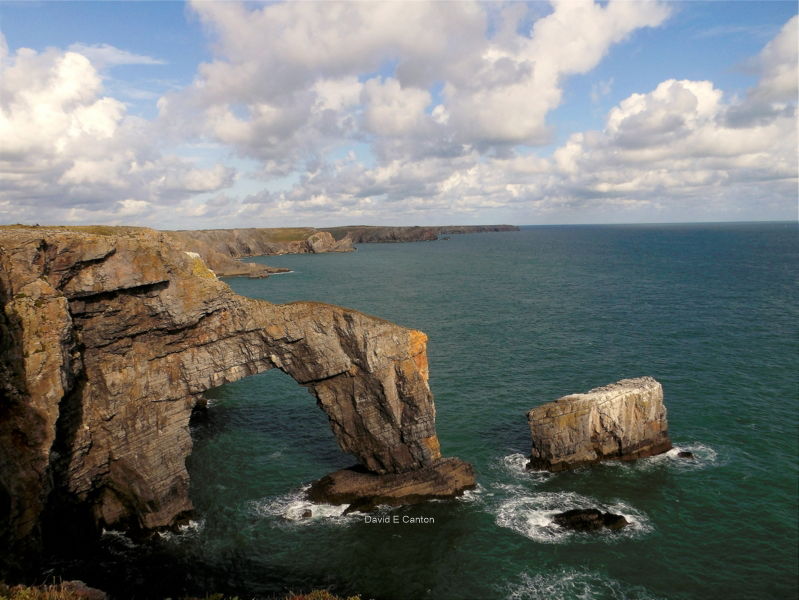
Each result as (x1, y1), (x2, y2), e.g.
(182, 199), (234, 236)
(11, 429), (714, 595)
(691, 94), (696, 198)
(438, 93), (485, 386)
(0, 227), (473, 566)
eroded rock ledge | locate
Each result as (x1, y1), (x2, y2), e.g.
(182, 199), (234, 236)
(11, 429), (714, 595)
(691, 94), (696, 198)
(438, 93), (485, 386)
(308, 457), (475, 512)
(527, 377), (672, 471)
(0, 227), (474, 561)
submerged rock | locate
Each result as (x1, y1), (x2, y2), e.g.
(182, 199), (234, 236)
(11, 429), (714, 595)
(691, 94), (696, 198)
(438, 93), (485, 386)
(677, 451), (695, 459)
(553, 509), (629, 532)
(527, 377), (672, 471)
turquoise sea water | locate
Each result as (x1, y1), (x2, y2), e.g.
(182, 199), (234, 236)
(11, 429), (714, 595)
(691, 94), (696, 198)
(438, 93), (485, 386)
(82, 224), (799, 599)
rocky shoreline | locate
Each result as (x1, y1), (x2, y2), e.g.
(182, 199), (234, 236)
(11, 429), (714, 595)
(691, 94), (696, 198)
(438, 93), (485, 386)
(168, 224), (519, 277)
(0, 226), (475, 574)
(0, 224), (685, 597)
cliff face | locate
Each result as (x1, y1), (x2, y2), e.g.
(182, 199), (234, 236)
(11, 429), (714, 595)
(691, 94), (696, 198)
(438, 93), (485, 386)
(321, 224), (519, 243)
(166, 225), (519, 277)
(527, 377), (672, 471)
(0, 228), (472, 562)
(166, 229), (353, 277)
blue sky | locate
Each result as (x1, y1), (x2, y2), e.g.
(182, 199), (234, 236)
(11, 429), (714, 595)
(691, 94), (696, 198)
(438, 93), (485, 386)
(0, 1), (796, 228)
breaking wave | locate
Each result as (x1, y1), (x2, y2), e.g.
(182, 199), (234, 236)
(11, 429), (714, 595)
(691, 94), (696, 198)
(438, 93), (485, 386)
(249, 485), (358, 525)
(500, 453), (554, 482)
(600, 442), (720, 473)
(494, 490), (652, 543)
(505, 568), (665, 600)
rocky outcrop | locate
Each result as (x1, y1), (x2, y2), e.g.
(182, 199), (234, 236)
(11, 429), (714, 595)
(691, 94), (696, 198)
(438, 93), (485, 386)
(0, 227), (473, 563)
(308, 457), (475, 512)
(527, 377), (672, 471)
(553, 509), (629, 532)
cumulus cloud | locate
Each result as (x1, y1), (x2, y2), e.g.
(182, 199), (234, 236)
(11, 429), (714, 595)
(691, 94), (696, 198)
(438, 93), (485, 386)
(0, 34), (234, 225)
(533, 17), (797, 220)
(727, 15), (798, 126)
(2, 2), (795, 228)
(240, 15), (796, 226)
(159, 0), (670, 166)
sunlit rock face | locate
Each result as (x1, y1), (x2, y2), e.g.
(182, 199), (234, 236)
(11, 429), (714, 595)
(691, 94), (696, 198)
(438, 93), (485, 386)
(527, 377), (672, 471)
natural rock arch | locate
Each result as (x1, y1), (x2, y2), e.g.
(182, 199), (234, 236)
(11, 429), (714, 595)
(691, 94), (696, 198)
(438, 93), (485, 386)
(0, 228), (473, 563)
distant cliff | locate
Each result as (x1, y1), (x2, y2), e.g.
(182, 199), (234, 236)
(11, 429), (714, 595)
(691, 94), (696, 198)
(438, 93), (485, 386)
(165, 228), (354, 277)
(0, 227), (473, 571)
(321, 224), (519, 243)
(168, 225), (519, 276)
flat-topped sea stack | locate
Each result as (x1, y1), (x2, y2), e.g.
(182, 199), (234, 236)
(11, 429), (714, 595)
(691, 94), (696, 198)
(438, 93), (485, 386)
(0, 226), (474, 565)
(527, 377), (672, 471)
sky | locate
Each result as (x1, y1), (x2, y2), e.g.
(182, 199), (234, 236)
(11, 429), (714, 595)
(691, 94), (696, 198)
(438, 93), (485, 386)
(0, 1), (796, 228)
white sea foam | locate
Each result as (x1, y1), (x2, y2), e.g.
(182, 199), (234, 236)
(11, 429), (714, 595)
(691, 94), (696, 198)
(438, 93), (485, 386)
(500, 453), (553, 482)
(456, 483), (488, 504)
(601, 442), (719, 473)
(505, 568), (664, 600)
(494, 491), (652, 544)
(665, 442), (718, 469)
(156, 518), (205, 541)
(250, 485), (358, 525)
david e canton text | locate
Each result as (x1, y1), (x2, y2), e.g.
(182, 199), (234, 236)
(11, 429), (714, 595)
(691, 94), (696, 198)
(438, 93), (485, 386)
(364, 515), (435, 525)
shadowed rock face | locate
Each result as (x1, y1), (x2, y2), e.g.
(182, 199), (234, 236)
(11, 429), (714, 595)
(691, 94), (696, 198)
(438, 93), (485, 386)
(527, 377), (672, 471)
(0, 228), (472, 560)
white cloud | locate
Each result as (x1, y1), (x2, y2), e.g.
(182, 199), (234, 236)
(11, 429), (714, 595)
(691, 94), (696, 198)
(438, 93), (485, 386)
(727, 15), (798, 126)
(1, 3), (795, 228)
(0, 34), (234, 225)
(67, 43), (166, 69)
(242, 28), (796, 226)
(362, 78), (431, 137)
(158, 0), (669, 165)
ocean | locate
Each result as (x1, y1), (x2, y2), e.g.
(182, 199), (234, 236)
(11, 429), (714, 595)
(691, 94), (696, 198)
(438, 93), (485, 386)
(67, 223), (798, 599)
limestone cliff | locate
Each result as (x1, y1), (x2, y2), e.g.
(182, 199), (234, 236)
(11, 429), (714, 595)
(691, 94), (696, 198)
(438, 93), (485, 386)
(0, 227), (473, 563)
(166, 228), (354, 277)
(321, 224), (519, 244)
(165, 225), (518, 277)
(527, 377), (672, 471)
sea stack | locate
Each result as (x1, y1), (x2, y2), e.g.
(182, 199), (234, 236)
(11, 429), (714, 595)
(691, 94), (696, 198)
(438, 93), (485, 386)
(527, 377), (672, 471)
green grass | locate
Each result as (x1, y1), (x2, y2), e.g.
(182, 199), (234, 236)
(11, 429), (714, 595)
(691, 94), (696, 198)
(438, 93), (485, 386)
(0, 225), (150, 236)
(253, 228), (318, 242)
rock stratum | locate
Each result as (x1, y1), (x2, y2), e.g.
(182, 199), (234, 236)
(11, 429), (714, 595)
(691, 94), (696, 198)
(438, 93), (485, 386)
(0, 227), (474, 565)
(527, 377), (672, 471)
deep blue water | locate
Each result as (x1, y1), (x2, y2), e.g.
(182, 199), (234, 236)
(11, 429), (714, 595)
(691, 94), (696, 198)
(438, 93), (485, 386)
(102, 223), (799, 599)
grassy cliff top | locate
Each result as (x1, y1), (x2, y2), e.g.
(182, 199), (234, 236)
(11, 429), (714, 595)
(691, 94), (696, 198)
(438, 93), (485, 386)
(0, 225), (152, 236)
